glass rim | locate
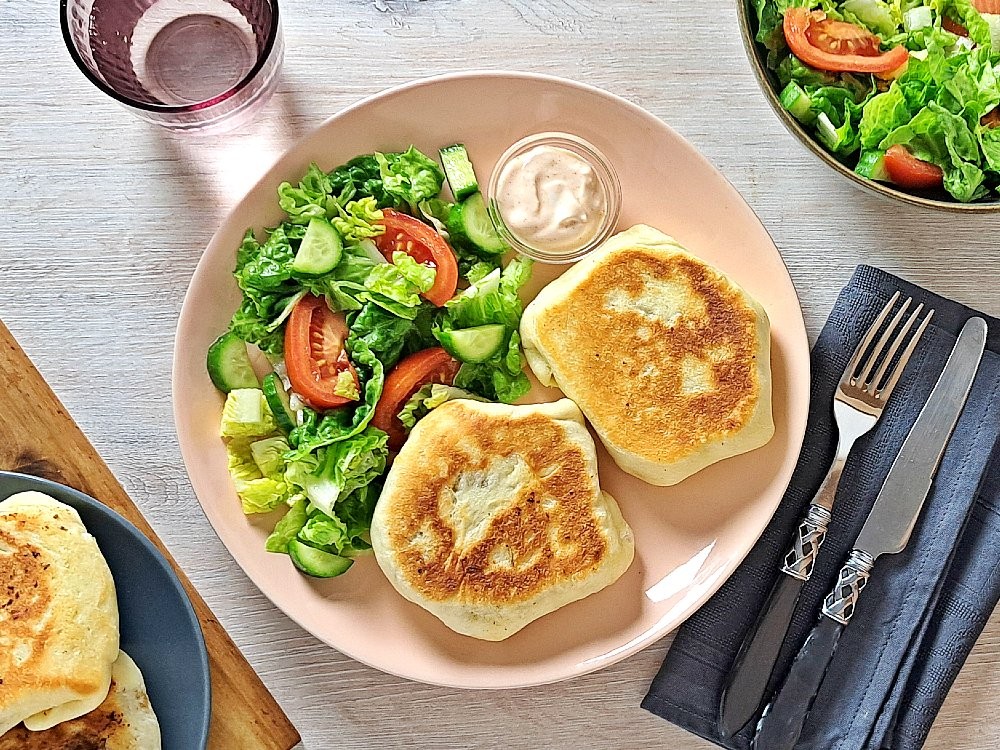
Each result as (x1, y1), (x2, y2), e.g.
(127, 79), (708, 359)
(59, 0), (281, 114)
(487, 131), (622, 264)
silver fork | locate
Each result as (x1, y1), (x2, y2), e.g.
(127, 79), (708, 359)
(718, 291), (934, 738)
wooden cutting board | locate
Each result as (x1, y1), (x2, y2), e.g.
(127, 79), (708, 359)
(0, 320), (301, 750)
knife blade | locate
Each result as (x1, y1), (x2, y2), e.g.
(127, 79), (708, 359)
(752, 316), (987, 750)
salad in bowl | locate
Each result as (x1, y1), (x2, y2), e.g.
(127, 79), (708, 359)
(750, 0), (1000, 203)
(206, 144), (532, 579)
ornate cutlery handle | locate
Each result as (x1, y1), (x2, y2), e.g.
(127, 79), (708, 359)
(822, 549), (875, 625)
(781, 504), (832, 581)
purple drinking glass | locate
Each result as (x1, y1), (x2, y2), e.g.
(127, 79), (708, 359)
(61, 0), (283, 132)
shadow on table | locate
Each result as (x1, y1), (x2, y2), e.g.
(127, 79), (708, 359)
(143, 82), (314, 249)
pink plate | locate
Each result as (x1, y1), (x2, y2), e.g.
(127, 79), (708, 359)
(173, 71), (810, 689)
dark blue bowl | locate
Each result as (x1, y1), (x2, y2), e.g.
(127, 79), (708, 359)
(0, 471), (211, 749)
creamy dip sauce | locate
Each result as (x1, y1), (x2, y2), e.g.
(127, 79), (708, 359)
(493, 144), (609, 254)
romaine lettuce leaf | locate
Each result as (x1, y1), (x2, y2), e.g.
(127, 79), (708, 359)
(397, 383), (487, 431)
(417, 197), (454, 240)
(234, 477), (288, 515)
(279, 149), (442, 228)
(375, 147), (446, 209)
(235, 223), (297, 297)
(980, 121), (1000, 169)
(843, 0), (899, 35)
(294, 485), (379, 556)
(265, 498), (308, 553)
(250, 435), (291, 477)
(453, 358), (531, 404)
(934, 0), (992, 47)
(363, 251), (436, 308)
(277, 163), (333, 225)
(333, 370), (360, 400)
(347, 303), (417, 369)
(334, 484), (380, 553)
(226, 438), (288, 514)
(221, 389), (277, 438)
(328, 154), (398, 209)
(235, 228), (262, 273)
(442, 256), (532, 330)
(229, 298), (285, 356)
(297, 514), (352, 554)
(332, 197), (385, 243)
(811, 86), (874, 155)
(229, 224), (304, 354)
(861, 84), (914, 149)
(292, 427), (388, 517)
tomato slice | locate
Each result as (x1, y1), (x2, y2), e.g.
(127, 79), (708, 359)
(371, 347), (461, 450)
(784, 8), (910, 74)
(374, 209), (458, 307)
(884, 145), (944, 191)
(284, 294), (360, 410)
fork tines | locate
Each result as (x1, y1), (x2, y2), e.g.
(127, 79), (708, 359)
(848, 291), (935, 401)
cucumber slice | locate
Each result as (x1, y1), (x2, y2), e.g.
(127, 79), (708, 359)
(261, 373), (296, 433)
(779, 82), (814, 123)
(856, 150), (891, 182)
(440, 144), (479, 201)
(292, 218), (343, 276)
(447, 193), (508, 256)
(288, 539), (354, 578)
(437, 324), (507, 363)
(207, 332), (258, 392)
(842, 0), (896, 36)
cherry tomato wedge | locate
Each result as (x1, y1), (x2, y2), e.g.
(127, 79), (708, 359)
(941, 16), (969, 36)
(374, 209), (458, 307)
(285, 294), (360, 410)
(783, 8), (910, 75)
(884, 145), (944, 191)
(371, 347), (461, 450)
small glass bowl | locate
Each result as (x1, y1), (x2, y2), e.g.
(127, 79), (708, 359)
(487, 132), (622, 264)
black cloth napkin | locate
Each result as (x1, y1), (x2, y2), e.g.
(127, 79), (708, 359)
(642, 265), (1000, 750)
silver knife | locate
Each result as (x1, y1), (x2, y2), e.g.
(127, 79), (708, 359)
(752, 316), (987, 750)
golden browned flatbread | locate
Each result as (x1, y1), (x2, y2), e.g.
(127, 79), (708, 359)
(371, 398), (634, 640)
(521, 224), (774, 486)
(0, 492), (119, 735)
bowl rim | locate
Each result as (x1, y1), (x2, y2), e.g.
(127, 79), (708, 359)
(0, 470), (212, 749)
(736, 0), (1000, 214)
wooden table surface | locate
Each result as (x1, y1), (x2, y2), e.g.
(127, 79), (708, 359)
(2, 0), (998, 747)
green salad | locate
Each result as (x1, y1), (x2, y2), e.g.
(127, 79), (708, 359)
(207, 144), (533, 578)
(754, 0), (1000, 201)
